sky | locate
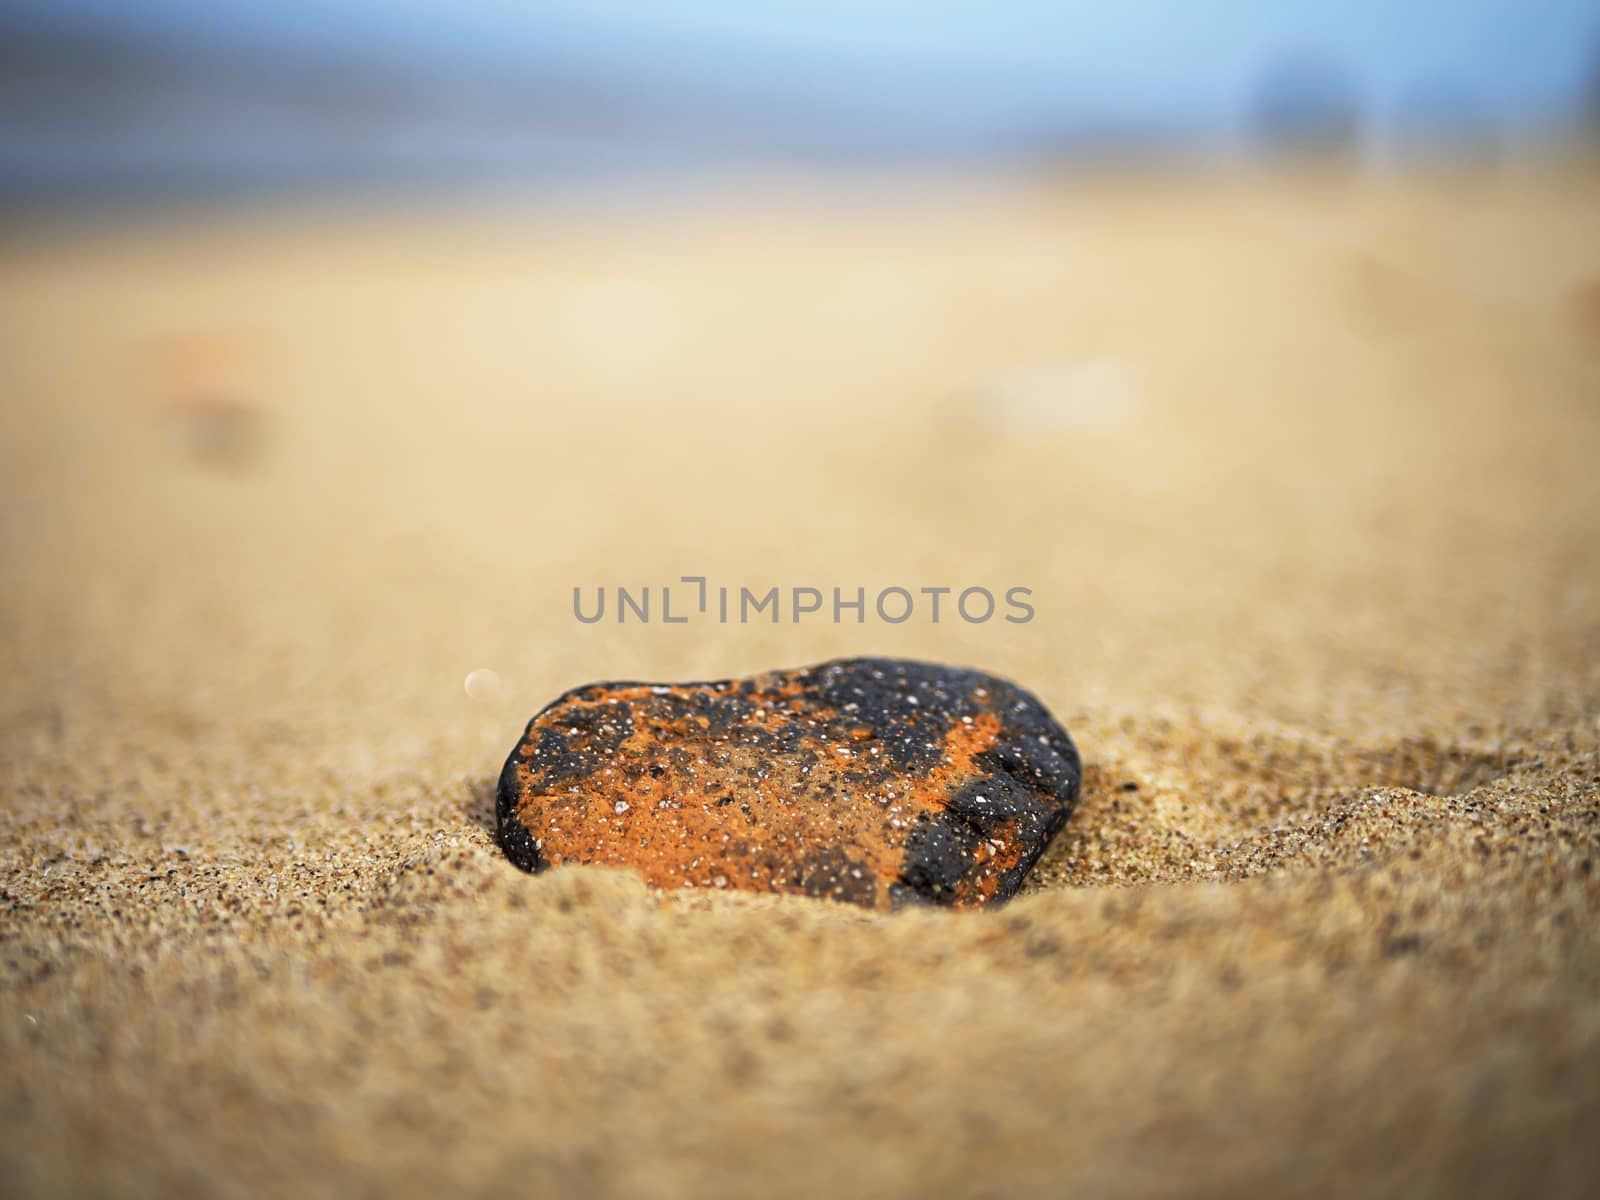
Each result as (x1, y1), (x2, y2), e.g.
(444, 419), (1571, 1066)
(10, 0), (1597, 136)
(3, 0), (1597, 201)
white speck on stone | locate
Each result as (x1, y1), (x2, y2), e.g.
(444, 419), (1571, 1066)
(614, 801), (630, 815)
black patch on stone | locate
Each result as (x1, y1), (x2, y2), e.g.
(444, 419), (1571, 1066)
(896, 812), (984, 905)
(812, 658), (985, 773)
(519, 698), (636, 794)
(794, 845), (878, 907)
(983, 735), (1079, 807)
(495, 739), (543, 873)
(945, 774), (1050, 842)
(887, 882), (933, 910)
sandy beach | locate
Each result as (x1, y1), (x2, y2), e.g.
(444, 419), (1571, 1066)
(3, 160), (1599, 1196)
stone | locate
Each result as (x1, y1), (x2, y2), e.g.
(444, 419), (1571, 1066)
(496, 657), (1081, 910)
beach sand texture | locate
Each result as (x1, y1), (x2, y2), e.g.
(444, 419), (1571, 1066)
(3, 163), (1599, 1196)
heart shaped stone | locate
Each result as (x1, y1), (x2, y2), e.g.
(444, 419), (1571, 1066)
(496, 657), (1081, 909)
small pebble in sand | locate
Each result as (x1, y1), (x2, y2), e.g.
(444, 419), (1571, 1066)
(463, 668), (504, 703)
(143, 330), (270, 472)
(496, 657), (1081, 910)
(159, 394), (268, 471)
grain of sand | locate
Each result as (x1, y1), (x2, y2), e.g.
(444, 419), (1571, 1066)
(3, 163), (1599, 1197)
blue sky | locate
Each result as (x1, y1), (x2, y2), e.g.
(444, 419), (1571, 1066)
(11, 0), (1597, 139)
(3, 0), (1596, 202)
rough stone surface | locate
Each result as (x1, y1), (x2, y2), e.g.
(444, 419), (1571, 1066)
(496, 657), (1082, 909)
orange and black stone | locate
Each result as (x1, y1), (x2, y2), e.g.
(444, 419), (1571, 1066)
(496, 657), (1081, 910)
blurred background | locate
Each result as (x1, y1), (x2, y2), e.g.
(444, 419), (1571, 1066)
(2, 0), (1598, 728)
(2, 1), (1599, 207)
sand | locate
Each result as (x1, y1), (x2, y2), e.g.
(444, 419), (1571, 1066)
(3, 160), (1599, 1197)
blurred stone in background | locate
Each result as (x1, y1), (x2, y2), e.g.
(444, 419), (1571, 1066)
(143, 331), (270, 473)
